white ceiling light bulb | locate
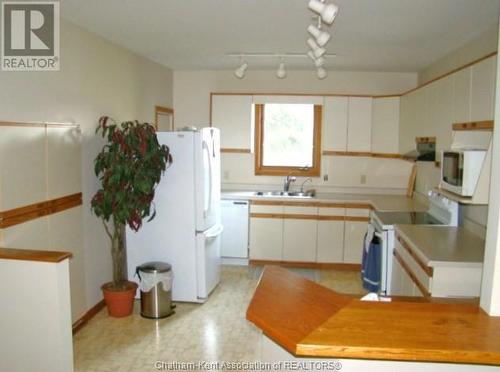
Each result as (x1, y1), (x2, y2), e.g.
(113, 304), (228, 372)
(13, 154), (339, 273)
(234, 61), (248, 79)
(308, 0), (339, 25)
(317, 66), (327, 80)
(276, 59), (286, 79)
(307, 24), (331, 47)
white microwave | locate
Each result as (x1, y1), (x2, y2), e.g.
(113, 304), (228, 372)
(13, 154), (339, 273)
(441, 149), (486, 196)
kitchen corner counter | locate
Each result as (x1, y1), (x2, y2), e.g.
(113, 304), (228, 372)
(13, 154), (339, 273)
(394, 225), (485, 267)
(247, 266), (500, 365)
(222, 190), (428, 212)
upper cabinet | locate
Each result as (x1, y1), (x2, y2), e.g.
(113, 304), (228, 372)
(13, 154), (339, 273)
(322, 96), (348, 151)
(347, 97), (372, 152)
(371, 97), (400, 154)
(470, 56), (496, 122)
(211, 94), (252, 149)
(452, 67), (472, 123)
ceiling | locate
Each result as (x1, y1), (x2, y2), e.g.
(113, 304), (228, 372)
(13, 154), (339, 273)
(61, 0), (500, 72)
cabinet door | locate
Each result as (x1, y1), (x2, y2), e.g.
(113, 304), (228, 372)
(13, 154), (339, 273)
(371, 97), (399, 154)
(347, 97), (372, 152)
(317, 207), (344, 263)
(390, 255), (404, 296)
(453, 67), (472, 123)
(470, 56), (496, 121)
(282, 206), (317, 262)
(283, 219), (317, 262)
(343, 221), (367, 264)
(211, 95), (252, 149)
(322, 97), (348, 151)
(249, 217), (283, 260)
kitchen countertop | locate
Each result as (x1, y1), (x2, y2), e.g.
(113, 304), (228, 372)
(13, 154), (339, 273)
(247, 266), (500, 365)
(395, 225), (485, 268)
(222, 190), (428, 212)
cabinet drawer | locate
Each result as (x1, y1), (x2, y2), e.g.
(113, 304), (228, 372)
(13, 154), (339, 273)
(318, 207), (345, 216)
(394, 238), (432, 297)
(251, 204), (284, 214)
(283, 206), (318, 216)
(345, 207), (370, 218)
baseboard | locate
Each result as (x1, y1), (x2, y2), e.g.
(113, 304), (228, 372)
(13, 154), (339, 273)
(72, 299), (106, 335)
(249, 259), (361, 271)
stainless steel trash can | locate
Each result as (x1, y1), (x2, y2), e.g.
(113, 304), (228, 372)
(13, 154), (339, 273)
(136, 261), (174, 319)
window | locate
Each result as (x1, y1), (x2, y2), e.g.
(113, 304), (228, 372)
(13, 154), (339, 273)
(254, 103), (322, 176)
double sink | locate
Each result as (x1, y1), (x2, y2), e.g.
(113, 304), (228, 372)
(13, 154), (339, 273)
(253, 190), (316, 198)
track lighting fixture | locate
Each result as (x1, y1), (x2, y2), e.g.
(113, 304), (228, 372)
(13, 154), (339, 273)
(307, 51), (325, 68)
(276, 59), (286, 79)
(307, 38), (326, 58)
(234, 60), (248, 79)
(307, 24), (330, 47)
(308, 0), (339, 25)
(316, 66), (327, 80)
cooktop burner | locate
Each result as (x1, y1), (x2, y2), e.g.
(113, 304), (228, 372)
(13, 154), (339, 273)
(374, 211), (444, 227)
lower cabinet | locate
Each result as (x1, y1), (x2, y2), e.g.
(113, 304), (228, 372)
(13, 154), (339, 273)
(249, 202), (370, 265)
(317, 208), (345, 263)
(390, 256), (422, 297)
(343, 207), (370, 264)
(249, 204), (283, 261)
(343, 221), (367, 264)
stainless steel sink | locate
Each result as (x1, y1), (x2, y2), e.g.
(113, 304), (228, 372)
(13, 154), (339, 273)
(254, 190), (316, 198)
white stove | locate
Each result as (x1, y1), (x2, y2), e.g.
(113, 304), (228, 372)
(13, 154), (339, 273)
(369, 191), (458, 295)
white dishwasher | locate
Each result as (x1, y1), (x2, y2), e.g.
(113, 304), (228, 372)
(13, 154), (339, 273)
(221, 200), (249, 262)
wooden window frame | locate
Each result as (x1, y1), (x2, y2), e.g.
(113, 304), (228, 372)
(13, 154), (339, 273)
(254, 104), (322, 177)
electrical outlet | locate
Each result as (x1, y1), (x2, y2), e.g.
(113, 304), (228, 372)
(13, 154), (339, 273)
(323, 174), (329, 182)
(223, 171), (230, 180)
(360, 174), (367, 184)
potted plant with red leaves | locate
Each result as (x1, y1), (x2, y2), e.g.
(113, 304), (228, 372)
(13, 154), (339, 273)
(91, 116), (172, 317)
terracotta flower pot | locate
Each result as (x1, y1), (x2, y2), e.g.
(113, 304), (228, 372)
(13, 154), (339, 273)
(101, 281), (138, 317)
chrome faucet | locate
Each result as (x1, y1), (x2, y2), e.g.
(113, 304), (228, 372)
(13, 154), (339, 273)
(300, 178), (313, 192)
(283, 174), (296, 192)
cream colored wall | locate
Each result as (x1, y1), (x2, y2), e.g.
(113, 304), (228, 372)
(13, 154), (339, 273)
(174, 70), (417, 194)
(0, 20), (173, 321)
(418, 26), (498, 85)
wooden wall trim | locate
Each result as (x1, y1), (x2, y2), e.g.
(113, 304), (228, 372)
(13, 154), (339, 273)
(0, 247), (72, 263)
(250, 199), (372, 210)
(402, 51), (498, 96)
(250, 212), (368, 222)
(221, 148), (252, 153)
(72, 299), (106, 334)
(322, 151), (402, 159)
(0, 193), (82, 229)
(394, 250), (431, 298)
(0, 120), (79, 129)
(452, 120), (494, 131)
(397, 234), (434, 277)
(249, 259), (361, 271)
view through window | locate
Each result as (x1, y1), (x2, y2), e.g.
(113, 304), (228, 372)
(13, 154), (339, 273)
(254, 103), (321, 176)
(262, 104), (314, 167)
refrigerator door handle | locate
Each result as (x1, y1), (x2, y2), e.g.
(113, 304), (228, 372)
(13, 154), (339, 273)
(202, 140), (213, 218)
(204, 224), (224, 240)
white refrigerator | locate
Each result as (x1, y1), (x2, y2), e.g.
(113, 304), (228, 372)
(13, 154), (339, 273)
(126, 128), (222, 303)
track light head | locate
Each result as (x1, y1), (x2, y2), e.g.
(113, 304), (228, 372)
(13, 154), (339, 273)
(307, 38), (326, 58)
(307, 24), (331, 47)
(276, 61), (286, 79)
(234, 61), (248, 79)
(306, 51), (325, 67)
(308, 0), (338, 25)
(316, 66), (327, 80)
